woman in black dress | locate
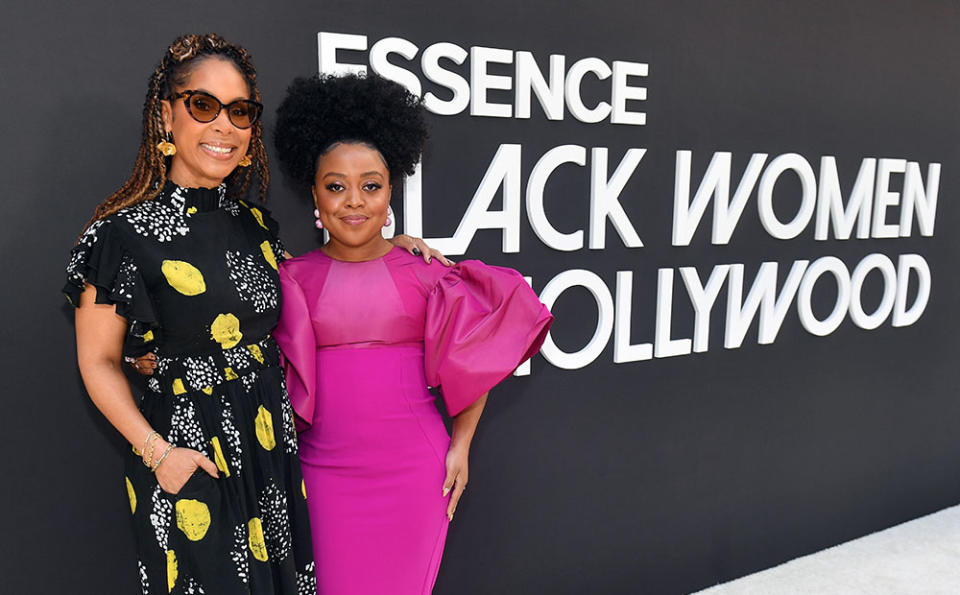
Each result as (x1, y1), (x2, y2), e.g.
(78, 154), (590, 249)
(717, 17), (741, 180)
(65, 33), (440, 595)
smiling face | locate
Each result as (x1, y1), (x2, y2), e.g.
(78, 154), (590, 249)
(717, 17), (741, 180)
(161, 57), (252, 189)
(312, 142), (393, 261)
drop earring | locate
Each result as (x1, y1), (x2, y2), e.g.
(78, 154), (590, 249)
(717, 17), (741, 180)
(238, 155), (252, 167)
(314, 209), (323, 230)
(156, 132), (176, 157)
(384, 206), (393, 227)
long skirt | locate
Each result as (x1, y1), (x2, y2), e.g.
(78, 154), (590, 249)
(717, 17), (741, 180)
(126, 342), (315, 595)
(300, 345), (451, 595)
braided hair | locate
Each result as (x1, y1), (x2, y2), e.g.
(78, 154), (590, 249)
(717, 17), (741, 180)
(81, 33), (269, 234)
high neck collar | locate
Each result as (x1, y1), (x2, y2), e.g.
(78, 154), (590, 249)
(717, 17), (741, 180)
(158, 180), (232, 213)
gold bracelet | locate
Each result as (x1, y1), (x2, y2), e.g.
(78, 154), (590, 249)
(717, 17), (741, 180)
(137, 430), (159, 458)
(143, 433), (162, 468)
(143, 433), (158, 467)
(151, 444), (176, 473)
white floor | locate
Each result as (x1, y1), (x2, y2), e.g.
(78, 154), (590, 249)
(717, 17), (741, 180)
(693, 505), (960, 595)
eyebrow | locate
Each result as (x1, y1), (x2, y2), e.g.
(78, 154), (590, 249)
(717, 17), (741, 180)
(190, 88), (250, 103)
(322, 171), (385, 179)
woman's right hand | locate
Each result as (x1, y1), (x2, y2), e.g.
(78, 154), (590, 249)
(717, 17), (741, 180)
(152, 442), (219, 495)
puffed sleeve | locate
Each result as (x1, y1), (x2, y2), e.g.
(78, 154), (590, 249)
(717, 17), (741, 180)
(273, 265), (316, 430)
(424, 260), (554, 416)
(63, 219), (159, 347)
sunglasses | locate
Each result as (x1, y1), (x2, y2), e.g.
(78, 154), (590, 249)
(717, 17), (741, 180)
(172, 90), (263, 129)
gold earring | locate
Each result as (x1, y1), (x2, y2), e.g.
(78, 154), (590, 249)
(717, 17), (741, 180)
(156, 133), (176, 157)
(238, 155), (252, 167)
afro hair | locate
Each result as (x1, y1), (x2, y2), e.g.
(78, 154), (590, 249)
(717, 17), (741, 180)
(273, 73), (428, 187)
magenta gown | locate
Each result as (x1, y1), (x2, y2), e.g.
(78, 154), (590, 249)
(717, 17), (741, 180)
(272, 246), (553, 595)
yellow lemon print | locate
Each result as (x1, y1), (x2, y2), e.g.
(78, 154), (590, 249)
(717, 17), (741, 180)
(125, 477), (137, 514)
(166, 550), (178, 592)
(260, 240), (278, 270)
(247, 344), (265, 364)
(142, 330), (154, 343)
(255, 405), (276, 451)
(211, 313), (242, 349)
(248, 517), (269, 562)
(248, 206), (269, 230)
(175, 498), (212, 542)
(161, 260), (206, 296)
(201, 386), (213, 396)
(172, 379), (187, 395)
(301, 479), (307, 500)
(224, 367), (238, 380)
(210, 436), (230, 477)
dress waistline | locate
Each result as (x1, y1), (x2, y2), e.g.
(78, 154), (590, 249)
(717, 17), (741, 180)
(147, 335), (280, 397)
(315, 340), (423, 353)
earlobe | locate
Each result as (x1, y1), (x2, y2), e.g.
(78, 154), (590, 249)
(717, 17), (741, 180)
(160, 99), (173, 134)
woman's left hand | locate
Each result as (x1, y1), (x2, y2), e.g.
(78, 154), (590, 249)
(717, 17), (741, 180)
(390, 234), (455, 267)
(443, 443), (469, 521)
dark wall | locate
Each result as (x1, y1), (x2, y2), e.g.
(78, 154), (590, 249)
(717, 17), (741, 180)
(4, 1), (959, 593)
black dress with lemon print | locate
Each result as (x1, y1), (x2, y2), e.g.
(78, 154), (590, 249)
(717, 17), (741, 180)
(64, 182), (315, 595)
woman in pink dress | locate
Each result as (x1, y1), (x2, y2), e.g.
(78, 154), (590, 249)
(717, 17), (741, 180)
(271, 73), (554, 594)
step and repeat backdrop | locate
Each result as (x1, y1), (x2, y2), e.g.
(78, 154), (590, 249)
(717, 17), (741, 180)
(4, 0), (958, 593)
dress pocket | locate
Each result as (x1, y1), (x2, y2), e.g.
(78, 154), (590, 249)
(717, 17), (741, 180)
(163, 468), (212, 497)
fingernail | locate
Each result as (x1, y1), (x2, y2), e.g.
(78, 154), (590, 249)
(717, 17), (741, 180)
(443, 487), (450, 497)
(448, 513), (453, 521)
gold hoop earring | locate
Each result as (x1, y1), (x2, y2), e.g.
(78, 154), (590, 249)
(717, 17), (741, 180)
(156, 133), (176, 157)
(238, 155), (252, 167)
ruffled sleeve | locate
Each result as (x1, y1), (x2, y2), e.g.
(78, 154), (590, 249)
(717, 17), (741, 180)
(63, 219), (159, 345)
(273, 265), (317, 430)
(424, 260), (553, 416)
(242, 200), (287, 264)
